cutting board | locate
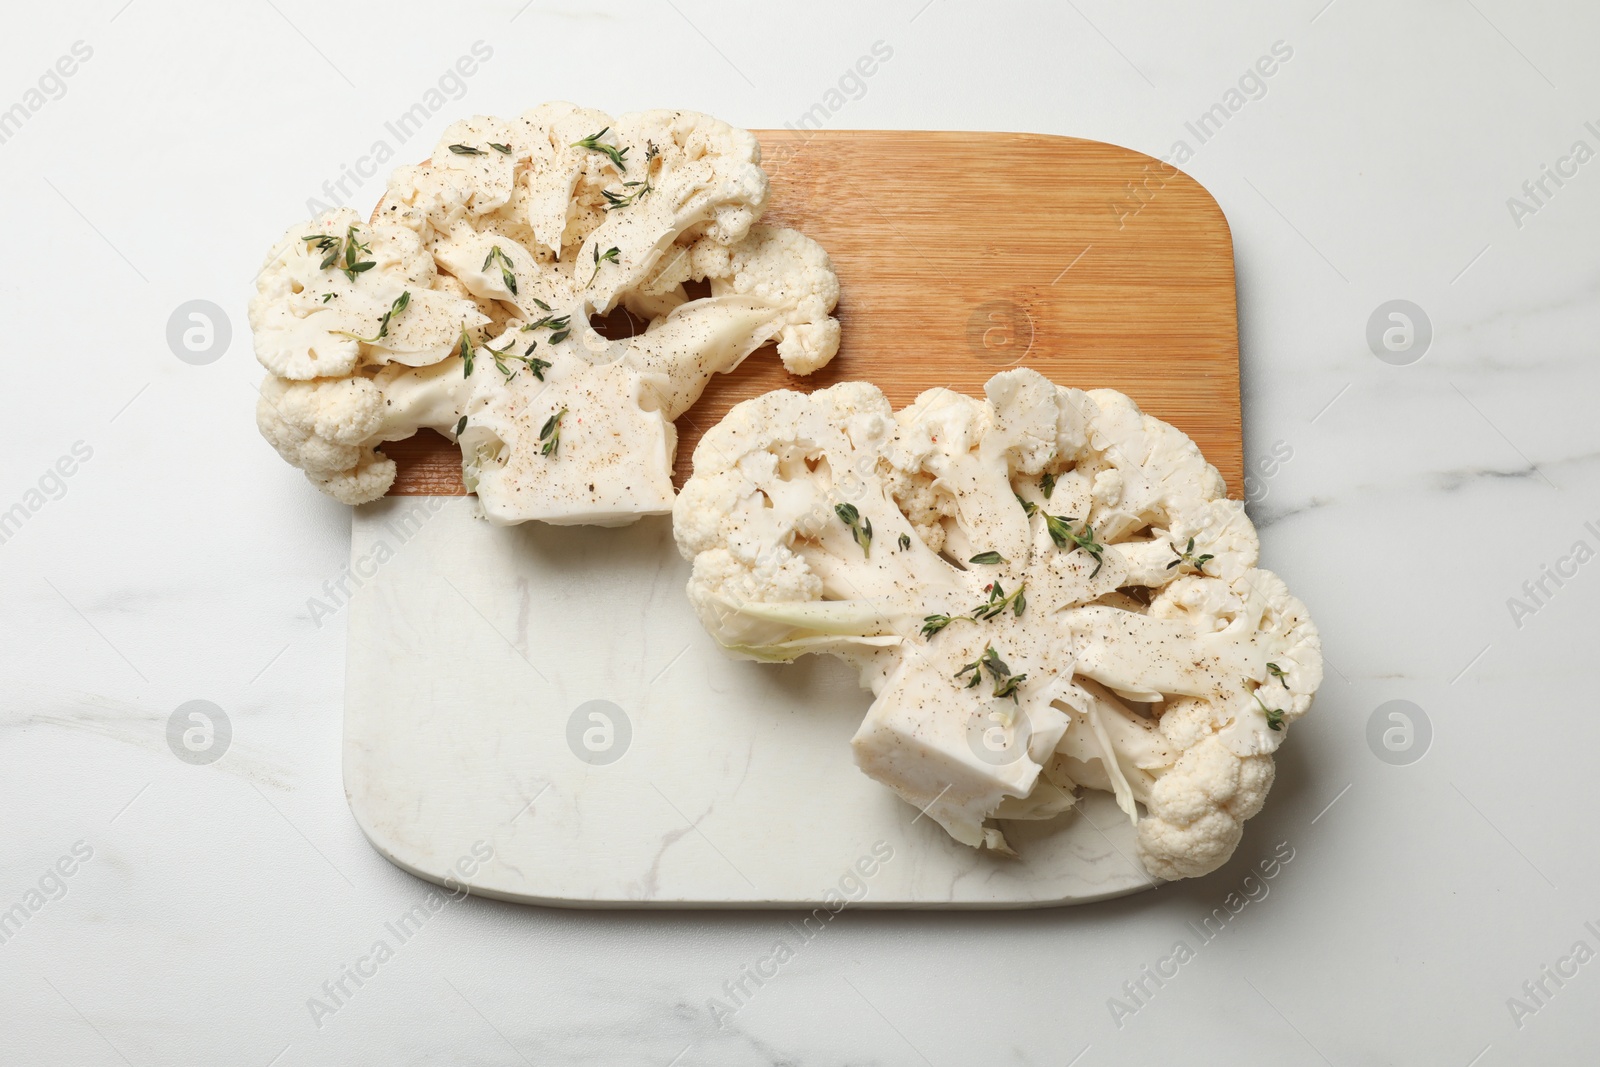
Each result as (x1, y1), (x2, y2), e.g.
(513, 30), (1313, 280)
(344, 130), (1241, 908)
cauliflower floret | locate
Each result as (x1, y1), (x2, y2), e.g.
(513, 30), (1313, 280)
(676, 369), (1323, 879)
(252, 104), (842, 526)
(697, 225), (841, 374)
(1135, 738), (1275, 881)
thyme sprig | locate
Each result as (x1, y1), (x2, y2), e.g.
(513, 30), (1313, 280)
(303, 225), (375, 280)
(571, 128), (629, 171)
(969, 551), (1007, 565)
(585, 244), (621, 286)
(1040, 472), (1056, 499)
(521, 311), (572, 346)
(539, 408), (567, 457)
(457, 323), (476, 377)
(1167, 536), (1214, 575)
(489, 142), (512, 154)
(972, 580), (1026, 621)
(602, 145), (659, 211)
(1266, 662), (1289, 689)
(834, 503), (872, 557)
(898, 533), (912, 551)
(1045, 514), (1105, 577)
(602, 178), (655, 211)
(483, 245), (519, 295)
(448, 143), (483, 155)
(956, 645), (1026, 702)
(1252, 688), (1285, 732)
(922, 579), (1028, 638)
(334, 290), (409, 344)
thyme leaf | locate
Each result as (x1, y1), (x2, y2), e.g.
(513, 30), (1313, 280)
(457, 323), (475, 377)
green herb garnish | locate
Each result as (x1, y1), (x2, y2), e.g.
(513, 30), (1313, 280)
(448, 143), (483, 155)
(602, 177), (654, 211)
(335, 290), (409, 344)
(457, 324), (476, 377)
(570, 128), (629, 170)
(489, 142), (512, 154)
(1040, 472), (1056, 499)
(1166, 536), (1214, 575)
(956, 646), (1027, 702)
(1266, 662), (1289, 689)
(969, 551), (1006, 565)
(1045, 514), (1105, 577)
(522, 344), (552, 381)
(1252, 689), (1285, 731)
(305, 226), (374, 281)
(972, 580), (1027, 621)
(483, 245), (518, 295)
(454, 416), (467, 437)
(585, 244), (621, 286)
(539, 407), (567, 457)
(898, 533), (912, 551)
(834, 503), (872, 557)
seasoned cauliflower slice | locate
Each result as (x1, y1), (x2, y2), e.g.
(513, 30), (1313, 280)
(250, 104), (842, 520)
(674, 369), (1323, 880)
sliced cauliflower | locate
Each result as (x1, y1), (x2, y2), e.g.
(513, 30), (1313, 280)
(251, 104), (841, 521)
(674, 369), (1322, 880)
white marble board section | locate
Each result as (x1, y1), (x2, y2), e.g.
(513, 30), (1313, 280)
(344, 497), (1155, 908)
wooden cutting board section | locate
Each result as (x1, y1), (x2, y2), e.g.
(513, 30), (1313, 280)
(382, 130), (1241, 495)
(345, 131), (1241, 909)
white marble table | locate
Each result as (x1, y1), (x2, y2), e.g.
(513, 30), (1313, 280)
(4, 1), (1596, 1063)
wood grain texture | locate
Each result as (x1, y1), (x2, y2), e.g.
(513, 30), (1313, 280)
(384, 130), (1240, 495)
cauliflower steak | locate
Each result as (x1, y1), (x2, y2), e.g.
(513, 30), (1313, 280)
(252, 104), (841, 524)
(673, 370), (1322, 880)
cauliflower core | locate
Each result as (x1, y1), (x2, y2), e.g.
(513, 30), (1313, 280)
(252, 103), (841, 524)
(673, 370), (1322, 880)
